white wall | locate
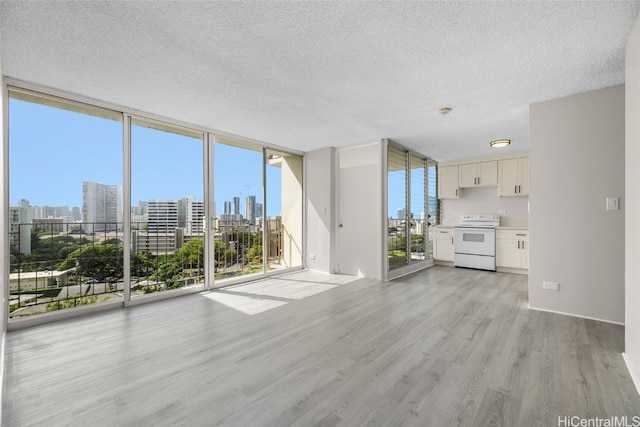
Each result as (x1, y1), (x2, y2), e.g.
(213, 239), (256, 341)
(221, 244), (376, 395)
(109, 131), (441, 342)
(280, 154), (303, 268)
(529, 85), (625, 324)
(441, 187), (528, 227)
(336, 143), (383, 279)
(625, 13), (640, 392)
(305, 147), (336, 273)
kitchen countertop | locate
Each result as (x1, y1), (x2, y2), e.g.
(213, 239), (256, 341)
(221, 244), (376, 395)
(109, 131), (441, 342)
(433, 224), (528, 230)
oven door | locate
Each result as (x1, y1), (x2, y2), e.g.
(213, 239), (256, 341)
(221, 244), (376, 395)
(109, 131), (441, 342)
(454, 227), (495, 256)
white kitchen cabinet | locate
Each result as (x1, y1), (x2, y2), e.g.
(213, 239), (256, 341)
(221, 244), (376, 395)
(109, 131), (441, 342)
(437, 165), (459, 199)
(496, 229), (529, 272)
(498, 157), (529, 196)
(434, 227), (454, 261)
(459, 161), (497, 188)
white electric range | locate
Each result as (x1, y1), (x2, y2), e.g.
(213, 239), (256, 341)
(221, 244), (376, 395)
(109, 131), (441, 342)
(454, 214), (500, 271)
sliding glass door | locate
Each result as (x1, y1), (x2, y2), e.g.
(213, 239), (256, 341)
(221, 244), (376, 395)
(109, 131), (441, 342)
(386, 142), (435, 274)
(130, 119), (205, 297)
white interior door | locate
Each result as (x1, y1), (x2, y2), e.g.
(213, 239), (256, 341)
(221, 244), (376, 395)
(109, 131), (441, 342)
(336, 145), (382, 278)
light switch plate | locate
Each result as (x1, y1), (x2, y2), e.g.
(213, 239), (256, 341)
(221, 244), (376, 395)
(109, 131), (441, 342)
(606, 197), (619, 211)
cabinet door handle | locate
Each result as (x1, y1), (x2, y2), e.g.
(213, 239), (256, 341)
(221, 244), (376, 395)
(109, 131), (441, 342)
(514, 185), (517, 194)
(451, 237), (454, 245)
(521, 241), (525, 250)
(517, 241), (521, 249)
(516, 233), (526, 236)
(455, 189), (458, 197)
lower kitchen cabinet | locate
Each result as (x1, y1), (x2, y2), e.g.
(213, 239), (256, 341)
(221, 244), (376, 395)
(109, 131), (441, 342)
(496, 229), (529, 273)
(434, 227), (454, 262)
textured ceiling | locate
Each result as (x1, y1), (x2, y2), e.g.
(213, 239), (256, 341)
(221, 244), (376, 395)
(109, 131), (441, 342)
(1, 1), (639, 161)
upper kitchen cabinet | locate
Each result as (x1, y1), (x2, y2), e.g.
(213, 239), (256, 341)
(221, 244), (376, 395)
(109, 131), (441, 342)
(438, 165), (459, 199)
(498, 157), (529, 196)
(459, 161), (497, 188)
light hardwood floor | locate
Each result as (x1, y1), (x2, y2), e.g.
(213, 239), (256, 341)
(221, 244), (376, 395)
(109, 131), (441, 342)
(3, 266), (639, 426)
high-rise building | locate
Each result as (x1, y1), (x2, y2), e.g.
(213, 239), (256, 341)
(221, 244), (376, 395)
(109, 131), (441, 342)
(147, 200), (179, 233)
(180, 196), (205, 235)
(41, 206), (56, 218)
(397, 208), (406, 220)
(82, 181), (123, 233)
(255, 202), (263, 218)
(224, 201), (232, 215)
(9, 206), (31, 255)
(71, 206), (82, 222)
(233, 196), (240, 216)
(246, 195), (256, 225)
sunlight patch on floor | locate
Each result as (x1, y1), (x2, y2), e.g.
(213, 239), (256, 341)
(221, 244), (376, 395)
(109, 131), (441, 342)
(201, 291), (288, 315)
(201, 271), (359, 315)
(228, 279), (338, 300)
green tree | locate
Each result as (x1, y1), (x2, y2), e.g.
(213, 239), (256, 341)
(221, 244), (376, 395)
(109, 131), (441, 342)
(57, 244), (122, 279)
(153, 261), (182, 285)
(395, 234), (425, 252)
(176, 239), (204, 269)
(246, 245), (262, 264)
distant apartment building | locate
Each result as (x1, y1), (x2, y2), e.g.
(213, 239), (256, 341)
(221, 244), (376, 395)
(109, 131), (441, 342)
(233, 196), (240, 216)
(131, 213), (148, 230)
(71, 206), (82, 222)
(131, 228), (185, 256)
(223, 201), (232, 215)
(83, 181), (123, 233)
(9, 206), (31, 255)
(255, 202), (263, 226)
(184, 197), (205, 235)
(147, 200), (178, 233)
(245, 195), (256, 225)
(131, 201), (148, 216)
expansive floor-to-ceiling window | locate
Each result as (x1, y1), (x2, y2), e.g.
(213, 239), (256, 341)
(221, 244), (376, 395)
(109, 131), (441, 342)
(8, 89), (124, 317)
(6, 85), (304, 322)
(212, 138), (303, 285)
(213, 137), (264, 282)
(130, 119), (205, 297)
(386, 142), (436, 273)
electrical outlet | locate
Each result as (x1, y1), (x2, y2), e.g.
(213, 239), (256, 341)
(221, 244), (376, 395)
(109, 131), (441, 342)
(543, 281), (559, 291)
(309, 254), (316, 260)
(606, 197), (619, 211)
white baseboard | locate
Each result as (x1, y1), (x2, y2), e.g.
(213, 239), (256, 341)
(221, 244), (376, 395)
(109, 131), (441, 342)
(623, 353), (640, 396)
(527, 304), (624, 326)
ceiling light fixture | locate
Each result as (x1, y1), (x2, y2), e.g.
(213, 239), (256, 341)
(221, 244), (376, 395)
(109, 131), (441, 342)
(490, 138), (511, 148)
(438, 107), (452, 116)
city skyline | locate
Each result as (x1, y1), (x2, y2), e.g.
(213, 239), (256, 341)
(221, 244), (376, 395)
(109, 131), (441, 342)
(13, 192), (268, 220)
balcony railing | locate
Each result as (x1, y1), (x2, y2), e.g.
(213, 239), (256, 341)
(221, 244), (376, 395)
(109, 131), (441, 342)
(9, 220), (285, 318)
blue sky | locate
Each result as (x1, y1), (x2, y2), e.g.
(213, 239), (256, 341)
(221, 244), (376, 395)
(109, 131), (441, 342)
(9, 96), (433, 219)
(9, 98), (281, 217)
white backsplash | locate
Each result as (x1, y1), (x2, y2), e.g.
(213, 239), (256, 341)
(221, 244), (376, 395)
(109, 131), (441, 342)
(440, 186), (529, 227)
